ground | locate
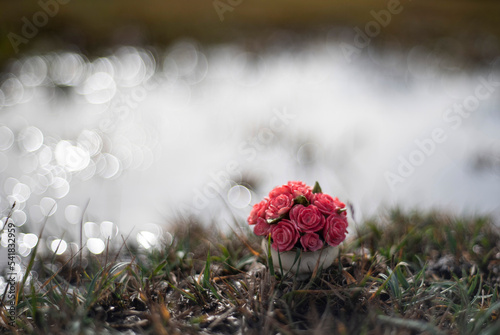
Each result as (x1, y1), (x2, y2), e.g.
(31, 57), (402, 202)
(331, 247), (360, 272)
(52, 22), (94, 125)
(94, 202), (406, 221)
(1, 207), (500, 334)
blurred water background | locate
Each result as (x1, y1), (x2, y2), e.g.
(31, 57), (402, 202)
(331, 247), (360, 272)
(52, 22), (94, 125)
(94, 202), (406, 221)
(0, 1), (500, 269)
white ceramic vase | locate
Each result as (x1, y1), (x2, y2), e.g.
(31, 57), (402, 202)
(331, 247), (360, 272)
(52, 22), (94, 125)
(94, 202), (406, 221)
(261, 239), (339, 276)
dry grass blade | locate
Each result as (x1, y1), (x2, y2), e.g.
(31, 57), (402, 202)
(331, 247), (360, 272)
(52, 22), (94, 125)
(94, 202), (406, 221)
(2, 208), (500, 334)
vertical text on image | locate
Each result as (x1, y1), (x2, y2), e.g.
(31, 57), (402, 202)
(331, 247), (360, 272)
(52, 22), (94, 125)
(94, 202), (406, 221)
(5, 216), (17, 327)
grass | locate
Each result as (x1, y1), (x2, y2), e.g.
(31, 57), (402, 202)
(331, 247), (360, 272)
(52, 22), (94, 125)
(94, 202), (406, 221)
(1, 208), (500, 334)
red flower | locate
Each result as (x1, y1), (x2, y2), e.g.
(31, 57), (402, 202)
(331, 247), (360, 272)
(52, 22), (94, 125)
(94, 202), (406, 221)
(247, 181), (348, 253)
(268, 185), (293, 199)
(323, 213), (348, 247)
(254, 218), (272, 237)
(289, 204), (325, 233)
(247, 198), (269, 225)
(333, 197), (347, 216)
(265, 186), (294, 220)
(300, 233), (324, 251)
(270, 219), (300, 252)
(287, 180), (313, 202)
(313, 193), (346, 216)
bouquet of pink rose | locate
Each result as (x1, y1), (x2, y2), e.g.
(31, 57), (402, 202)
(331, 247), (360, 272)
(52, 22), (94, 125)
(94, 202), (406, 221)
(248, 181), (348, 252)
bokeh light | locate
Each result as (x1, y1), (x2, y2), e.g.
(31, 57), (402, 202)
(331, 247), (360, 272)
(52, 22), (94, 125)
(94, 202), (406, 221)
(1, 77), (24, 106)
(55, 140), (91, 172)
(49, 52), (86, 87)
(19, 126), (44, 153)
(51, 239), (68, 255)
(77, 130), (103, 157)
(0, 126), (15, 151)
(84, 221), (100, 238)
(19, 56), (48, 87)
(82, 72), (116, 104)
(227, 185), (252, 209)
(65, 205), (82, 224)
(296, 142), (324, 165)
(39, 197), (57, 216)
(12, 182), (31, 203)
(51, 177), (70, 199)
(100, 221), (119, 239)
(22, 233), (39, 249)
(11, 210), (27, 226)
(96, 153), (121, 179)
(136, 231), (158, 249)
(87, 238), (105, 254)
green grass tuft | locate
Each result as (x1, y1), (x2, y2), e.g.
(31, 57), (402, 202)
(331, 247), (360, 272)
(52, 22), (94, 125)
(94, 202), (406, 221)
(1, 209), (500, 334)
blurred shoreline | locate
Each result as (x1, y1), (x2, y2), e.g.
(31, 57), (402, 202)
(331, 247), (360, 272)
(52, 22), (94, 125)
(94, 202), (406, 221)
(1, 0), (500, 70)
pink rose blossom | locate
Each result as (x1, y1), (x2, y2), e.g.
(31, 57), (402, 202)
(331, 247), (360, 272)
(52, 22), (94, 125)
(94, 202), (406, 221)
(289, 204), (325, 233)
(270, 219), (300, 252)
(323, 213), (348, 247)
(265, 189), (294, 220)
(333, 197), (347, 216)
(313, 193), (346, 216)
(287, 181), (313, 202)
(247, 198), (269, 225)
(300, 233), (324, 251)
(254, 218), (272, 237)
(248, 181), (348, 253)
(268, 185), (293, 201)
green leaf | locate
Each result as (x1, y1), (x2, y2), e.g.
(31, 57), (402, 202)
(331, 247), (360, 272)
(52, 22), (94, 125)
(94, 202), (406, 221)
(236, 254), (256, 270)
(445, 226), (457, 254)
(294, 195), (309, 206)
(468, 273), (479, 297)
(203, 250), (211, 288)
(267, 235), (275, 277)
(395, 266), (409, 290)
(168, 283), (197, 303)
(471, 300), (500, 333)
(84, 268), (104, 310)
(218, 244), (230, 259)
(292, 248), (302, 279)
(267, 216), (284, 225)
(152, 260), (168, 276)
(312, 181), (322, 194)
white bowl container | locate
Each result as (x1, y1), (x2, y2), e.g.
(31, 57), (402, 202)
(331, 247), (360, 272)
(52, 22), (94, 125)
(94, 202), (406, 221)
(261, 239), (339, 276)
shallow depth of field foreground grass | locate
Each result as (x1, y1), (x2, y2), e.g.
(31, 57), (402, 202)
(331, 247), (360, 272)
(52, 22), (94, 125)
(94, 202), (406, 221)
(2, 209), (500, 334)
